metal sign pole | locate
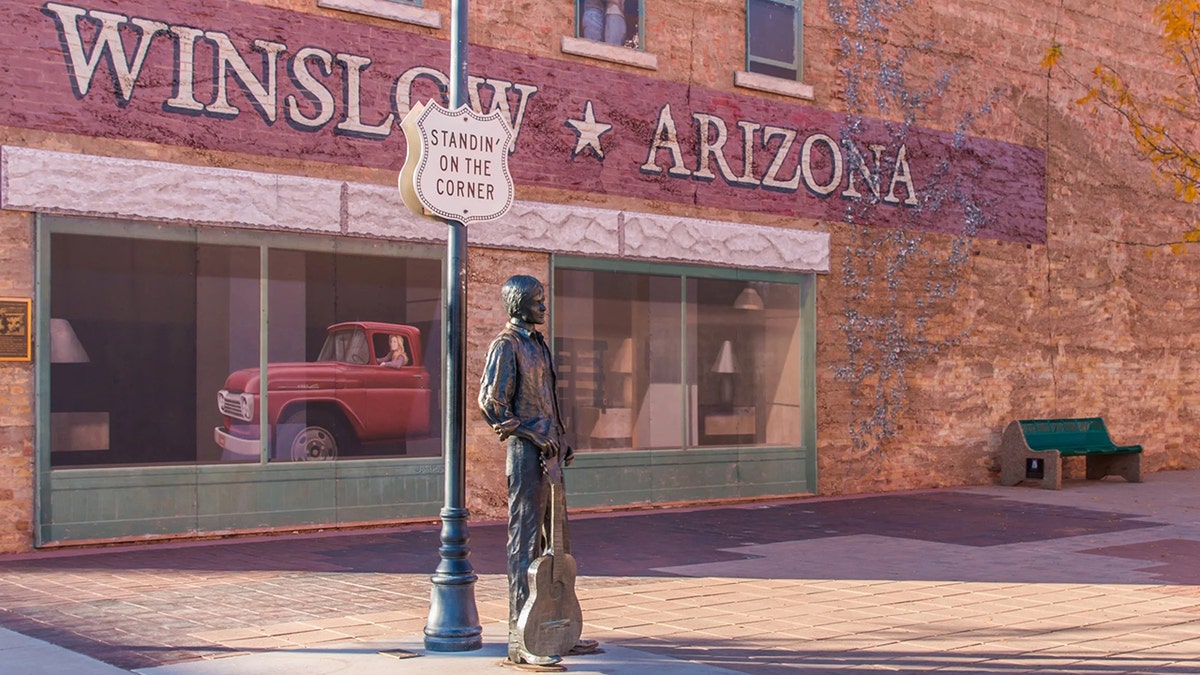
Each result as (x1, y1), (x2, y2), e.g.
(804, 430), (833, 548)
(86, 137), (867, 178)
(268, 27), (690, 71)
(424, 0), (482, 652)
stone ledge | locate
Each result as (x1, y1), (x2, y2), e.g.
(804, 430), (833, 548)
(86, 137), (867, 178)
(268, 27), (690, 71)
(0, 146), (341, 233)
(560, 36), (658, 70)
(1, 145), (829, 274)
(317, 0), (441, 29)
(734, 71), (815, 101)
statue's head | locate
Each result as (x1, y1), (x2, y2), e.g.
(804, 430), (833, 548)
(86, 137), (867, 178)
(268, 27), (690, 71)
(501, 275), (546, 325)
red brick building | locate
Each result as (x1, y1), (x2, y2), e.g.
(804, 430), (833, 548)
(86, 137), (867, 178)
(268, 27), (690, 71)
(0, 0), (1194, 551)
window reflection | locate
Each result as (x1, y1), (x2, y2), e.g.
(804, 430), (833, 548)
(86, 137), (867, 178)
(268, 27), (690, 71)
(50, 234), (260, 467)
(689, 278), (802, 447)
(555, 268), (682, 451)
(49, 230), (442, 467)
(261, 249), (441, 462)
(554, 267), (803, 452)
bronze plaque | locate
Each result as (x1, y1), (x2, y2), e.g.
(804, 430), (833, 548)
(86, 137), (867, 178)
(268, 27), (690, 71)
(0, 298), (31, 361)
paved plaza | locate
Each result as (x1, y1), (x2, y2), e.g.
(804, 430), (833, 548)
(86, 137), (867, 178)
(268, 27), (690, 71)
(1, 470), (1199, 674)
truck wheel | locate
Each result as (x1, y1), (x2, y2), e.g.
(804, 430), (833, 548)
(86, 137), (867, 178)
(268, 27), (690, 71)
(276, 410), (347, 461)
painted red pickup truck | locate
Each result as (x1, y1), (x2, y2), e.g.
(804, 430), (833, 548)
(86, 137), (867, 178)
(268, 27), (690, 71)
(214, 321), (433, 461)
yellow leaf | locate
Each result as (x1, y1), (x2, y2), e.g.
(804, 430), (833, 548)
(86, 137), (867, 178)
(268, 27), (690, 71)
(1041, 43), (1063, 70)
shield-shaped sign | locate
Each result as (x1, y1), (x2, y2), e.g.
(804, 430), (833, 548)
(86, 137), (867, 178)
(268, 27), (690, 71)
(399, 101), (515, 223)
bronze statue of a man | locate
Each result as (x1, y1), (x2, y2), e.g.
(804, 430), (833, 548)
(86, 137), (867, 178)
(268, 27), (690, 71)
(478, 275), (596, 666)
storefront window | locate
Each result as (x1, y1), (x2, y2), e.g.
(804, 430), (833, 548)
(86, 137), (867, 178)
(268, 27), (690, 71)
(48, 227), (442, 468)
(262, 248), (441, 462)
(687, 278), (803, 447)
(554, 264), (805, 453)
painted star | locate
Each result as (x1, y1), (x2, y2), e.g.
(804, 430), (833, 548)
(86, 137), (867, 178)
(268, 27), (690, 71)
(565, 101), (613, 159)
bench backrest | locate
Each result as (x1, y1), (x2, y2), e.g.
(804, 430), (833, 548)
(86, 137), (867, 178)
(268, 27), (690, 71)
(1018, 417), (1114, 451)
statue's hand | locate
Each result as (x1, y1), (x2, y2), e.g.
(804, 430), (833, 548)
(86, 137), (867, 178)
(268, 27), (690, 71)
(492, 419), (520, 440)
(563, 445), (575, 467)
(528, 431), (559, 459)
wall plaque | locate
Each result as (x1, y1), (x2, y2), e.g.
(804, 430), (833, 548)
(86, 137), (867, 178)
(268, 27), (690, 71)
(0, 298), (31, 362)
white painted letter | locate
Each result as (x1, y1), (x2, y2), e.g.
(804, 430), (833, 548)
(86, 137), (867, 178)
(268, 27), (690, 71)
(761, 126), (800, 192)
(205, 32), (285, 123)
(334, 53), (395, 138)
(468, 76), (538, 153)
(693, 113), (742, 184)
(43, 3), (167, 103)
(842, 143), (885, 200)
(285, 47), (335, 129)
(164, 25), (206, 113)
(885, 144), (919, 205)
(801, 133), (843, 196)
(640, 104), (693, 177)
(393, 66), (448, 119)
(735, 120), (762, 186)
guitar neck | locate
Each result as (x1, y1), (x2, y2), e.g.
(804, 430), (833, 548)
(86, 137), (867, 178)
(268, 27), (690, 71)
(549, 480), (567, 581)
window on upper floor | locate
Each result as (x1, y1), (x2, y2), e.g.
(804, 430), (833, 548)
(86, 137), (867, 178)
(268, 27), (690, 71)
(746, 0), (802, 81)
(577, 0), (643, 50)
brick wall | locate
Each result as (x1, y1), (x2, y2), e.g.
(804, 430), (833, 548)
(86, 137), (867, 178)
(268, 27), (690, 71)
(2, 0), (1199, 549)
(0, 209), (34, 552)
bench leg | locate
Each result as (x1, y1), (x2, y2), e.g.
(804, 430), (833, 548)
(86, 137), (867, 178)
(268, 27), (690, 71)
(1001, 453), (1061, 489)
(999, 422), (1063, 489)
(1085, 453), (1142, 483)
(1043, 455), (1062, 490)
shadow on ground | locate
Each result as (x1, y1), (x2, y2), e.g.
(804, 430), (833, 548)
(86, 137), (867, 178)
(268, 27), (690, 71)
(0, 492), (1162, 577)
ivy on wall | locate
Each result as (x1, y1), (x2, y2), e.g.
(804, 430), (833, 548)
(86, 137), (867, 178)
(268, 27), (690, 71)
(826, 0), (1004, 459)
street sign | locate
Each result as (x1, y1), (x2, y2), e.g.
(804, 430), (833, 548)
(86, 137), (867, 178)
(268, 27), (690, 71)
(399, 101), (515, 223)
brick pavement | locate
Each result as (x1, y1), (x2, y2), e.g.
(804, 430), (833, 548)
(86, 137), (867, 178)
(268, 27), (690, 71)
(1, 471), (1199, 673)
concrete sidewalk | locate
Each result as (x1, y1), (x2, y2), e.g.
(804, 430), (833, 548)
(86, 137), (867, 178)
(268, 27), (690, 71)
(2, 470), (1200, 674)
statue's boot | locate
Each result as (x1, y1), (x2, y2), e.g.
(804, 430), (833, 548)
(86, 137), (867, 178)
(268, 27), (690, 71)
(568, 638), (600, 655)
(510, 645), (562, 668)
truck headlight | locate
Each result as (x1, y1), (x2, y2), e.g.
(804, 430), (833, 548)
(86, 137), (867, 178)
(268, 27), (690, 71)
(238, 393), (254, 421)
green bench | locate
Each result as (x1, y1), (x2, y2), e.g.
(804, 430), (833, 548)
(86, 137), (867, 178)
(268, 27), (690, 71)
(1000, 417), (1142, 489)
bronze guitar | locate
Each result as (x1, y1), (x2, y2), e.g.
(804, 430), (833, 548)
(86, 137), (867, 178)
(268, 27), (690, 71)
(516, 455), (583, 659)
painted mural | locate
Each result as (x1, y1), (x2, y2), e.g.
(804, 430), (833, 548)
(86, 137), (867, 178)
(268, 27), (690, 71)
(0, 0), (1046, 242)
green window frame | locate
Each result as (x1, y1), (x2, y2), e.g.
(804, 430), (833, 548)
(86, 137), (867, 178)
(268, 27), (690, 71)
(550, 255), (818, 507)
(746, 0), (803, 81)
(34, 215), (448, 545)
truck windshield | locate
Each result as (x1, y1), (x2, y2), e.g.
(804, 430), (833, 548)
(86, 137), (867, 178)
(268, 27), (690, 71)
(317, 328), (371, 364)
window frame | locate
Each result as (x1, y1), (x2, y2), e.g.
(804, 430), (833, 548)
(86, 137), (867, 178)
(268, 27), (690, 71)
(575, 0), (646, 51)
(34, 214), (450, 544)
(745, 0), (803, 82)
(550, 254), (818, 506)
(551, 255), (816, 451)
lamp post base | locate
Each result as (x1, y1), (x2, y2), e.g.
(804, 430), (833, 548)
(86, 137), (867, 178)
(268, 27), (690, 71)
(424, 507), (482, 651)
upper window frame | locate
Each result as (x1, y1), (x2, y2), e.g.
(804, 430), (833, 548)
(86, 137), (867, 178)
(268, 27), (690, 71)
(745, 0), (803, 82)
(562, 0), (657, 70)
(575, 0), (645, 50)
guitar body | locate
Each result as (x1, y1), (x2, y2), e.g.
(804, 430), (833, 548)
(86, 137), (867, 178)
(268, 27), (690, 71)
(517, 545), (583, 657)
(516, 459), (583, 658)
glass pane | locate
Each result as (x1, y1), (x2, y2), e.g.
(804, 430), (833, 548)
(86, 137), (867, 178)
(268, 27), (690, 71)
(748, 60), (799, 81)
(200, 243), (262, 463)
(50, 233), (260, 467)
(257, 248), (442, 462)
(747, 0), (797, 65)
(688, 278), (801, 448)
(554, 268), (682, 451)
(578, 0), (643, 49)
